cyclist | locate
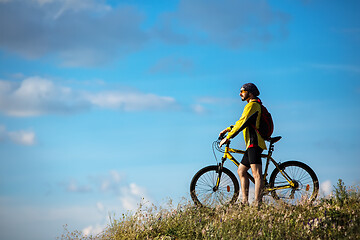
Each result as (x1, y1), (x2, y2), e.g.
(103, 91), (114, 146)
(219, 83), (266, 207)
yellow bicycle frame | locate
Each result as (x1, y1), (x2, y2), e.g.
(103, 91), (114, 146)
(217, 143), (296, 192)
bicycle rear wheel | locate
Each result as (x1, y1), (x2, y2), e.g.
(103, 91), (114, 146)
(190, 165), (239, 208)
(269, 161), (319, 204)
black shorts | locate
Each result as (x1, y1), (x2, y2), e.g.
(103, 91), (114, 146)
(241, 146), (263, 168)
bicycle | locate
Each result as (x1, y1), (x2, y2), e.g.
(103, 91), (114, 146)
(190, 134), (319, 208)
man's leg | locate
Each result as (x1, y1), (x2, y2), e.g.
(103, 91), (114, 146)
(237, 163), (250, 204)
(250, 163), (263, 206)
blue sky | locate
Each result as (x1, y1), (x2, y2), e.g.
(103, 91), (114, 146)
(0, 0), (359, 239)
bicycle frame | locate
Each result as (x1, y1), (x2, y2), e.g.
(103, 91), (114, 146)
(215, 141), (296, 193)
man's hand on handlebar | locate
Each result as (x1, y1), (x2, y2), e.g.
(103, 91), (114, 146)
(219, 137), (229, 148)
(218, 128), (229, 139)
(218, 128), (230, 147)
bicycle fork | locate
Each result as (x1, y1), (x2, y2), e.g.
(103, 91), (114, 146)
(213, 158), (225, 192)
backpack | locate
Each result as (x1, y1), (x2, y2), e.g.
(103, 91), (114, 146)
(254, 99), (274, 140)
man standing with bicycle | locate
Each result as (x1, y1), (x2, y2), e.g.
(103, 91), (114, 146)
(219, 83), (266, 207)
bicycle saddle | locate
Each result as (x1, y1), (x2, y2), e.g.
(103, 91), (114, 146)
(267, 136), (282, 144)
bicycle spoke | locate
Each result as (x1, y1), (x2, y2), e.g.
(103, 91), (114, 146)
(269, 161), (319, 204)
(191, 166), (239, 207)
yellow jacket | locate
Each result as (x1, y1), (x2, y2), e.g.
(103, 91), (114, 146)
(226, 100), (267, 150)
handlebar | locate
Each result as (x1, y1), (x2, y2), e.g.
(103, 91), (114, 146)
(216, 133), (231, 151)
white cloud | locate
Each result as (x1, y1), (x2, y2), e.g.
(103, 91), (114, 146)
(190, 96), (242, 114)
(120, 183), (152, 211)
(98, 170), (124, 193)
(86, 91), (178, 111)
(320, 180), (332, 196)
(60, 171), (153, 237)
(0, 0), (146, 66)
(0, 197), (107, 240)
(0, 0), (290, 67)
(81, 202), (110, 237)
(64, 170), (126, 196)
(63, 170), (124, 194)
(96, 202), (104, 213)
(191, 104), (207, 114)
(43, 0), (112, 19)
(0, 77), (88, 117)
(0, 77), (179, 117)
(82, 224), (105, 237)
(7, 130), (35, 146)
(0, 125), (36, 145)
(109, 170), (122, 184)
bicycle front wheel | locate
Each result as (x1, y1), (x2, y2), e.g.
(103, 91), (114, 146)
(269, 161), (319, 204)
(190, 165), (239, 208)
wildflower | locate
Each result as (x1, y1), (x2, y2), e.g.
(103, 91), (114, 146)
(313, 218), (319, 227)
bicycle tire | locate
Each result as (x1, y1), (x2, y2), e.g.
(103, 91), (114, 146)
(269, 161), (319, 204)
(190, 165), (239, 208)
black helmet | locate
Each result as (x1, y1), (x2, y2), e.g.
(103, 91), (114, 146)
(241, 83), (260, 97)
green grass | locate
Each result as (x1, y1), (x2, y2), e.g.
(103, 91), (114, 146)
(59, 179), (360, 240)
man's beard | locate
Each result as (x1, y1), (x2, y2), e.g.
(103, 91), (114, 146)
(241, 92), (249, 101)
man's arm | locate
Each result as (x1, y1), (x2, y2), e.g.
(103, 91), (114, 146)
(226, 103), (256, 140)
(219, 103), (252, 147)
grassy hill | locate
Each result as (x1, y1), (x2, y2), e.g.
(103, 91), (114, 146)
(60, 179), (360, 239)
